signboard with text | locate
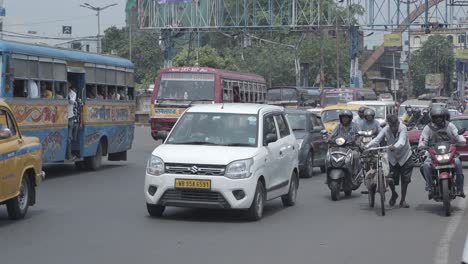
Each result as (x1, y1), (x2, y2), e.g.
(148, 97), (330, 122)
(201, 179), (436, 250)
(425, 73), (444, 90)
(384, 33), (402, 52)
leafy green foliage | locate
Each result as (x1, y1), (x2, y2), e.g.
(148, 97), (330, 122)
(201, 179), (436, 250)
(410, 35), (454, 96)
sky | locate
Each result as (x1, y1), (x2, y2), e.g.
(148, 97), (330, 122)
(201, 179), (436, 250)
(2, 0), (127, 45)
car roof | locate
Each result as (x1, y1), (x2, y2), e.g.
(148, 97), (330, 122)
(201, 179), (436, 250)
(185, 103), (283, 115)
(450, 114), (468, 120)
(322, 104), (363, 111)
(348, 100), (395, 106)
(400, 100), (431, 106)
(285, 109), (311, 114)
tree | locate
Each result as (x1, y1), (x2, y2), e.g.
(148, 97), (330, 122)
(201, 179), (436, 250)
(102, 26), (163, 91)
(172, 46), (239, 71)
(410, 35), (454, 96)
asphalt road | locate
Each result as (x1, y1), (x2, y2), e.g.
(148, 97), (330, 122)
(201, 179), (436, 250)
(0, 126), (467, 264)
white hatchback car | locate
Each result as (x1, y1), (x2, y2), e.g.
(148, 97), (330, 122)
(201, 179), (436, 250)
(145, 104), (299, 220)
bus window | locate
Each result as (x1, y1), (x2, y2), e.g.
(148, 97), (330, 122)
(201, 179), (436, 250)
(13, 80), (26, 97)
(233, 86), (240, 103)
(127, 87), (134, 100)
(117, 87), (126, 100)
(40, 81), (53, 99)
(97, 85), (107, 100)
(86, 84), (97, 99)
(54, 82), (66, 99)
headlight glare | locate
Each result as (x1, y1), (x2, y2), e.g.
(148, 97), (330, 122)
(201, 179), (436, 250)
(335, 137), (346, 146)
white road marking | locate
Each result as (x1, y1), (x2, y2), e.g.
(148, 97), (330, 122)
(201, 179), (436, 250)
(434, 182), (468, 264)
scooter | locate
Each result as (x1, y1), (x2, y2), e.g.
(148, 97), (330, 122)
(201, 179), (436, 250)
(324, 136), (362, 201)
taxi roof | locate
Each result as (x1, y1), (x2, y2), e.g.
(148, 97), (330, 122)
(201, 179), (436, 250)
(321, 104), (364, 111)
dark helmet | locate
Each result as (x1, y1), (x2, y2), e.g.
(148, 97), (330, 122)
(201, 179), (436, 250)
(358, 106), (367, 114)
(430, 107), (447, 127)
(339, 110), (354, 124)
(413, 108), (421, 114)
(364, 108), (375, 119)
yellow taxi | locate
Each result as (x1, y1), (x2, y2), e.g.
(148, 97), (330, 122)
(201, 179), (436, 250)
(320, 104), (363, 133)
(0, 99), (44, 220)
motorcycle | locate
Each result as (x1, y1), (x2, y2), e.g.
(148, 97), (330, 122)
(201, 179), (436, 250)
(324, 135), (362, 201)
(422, 136), (464, 216)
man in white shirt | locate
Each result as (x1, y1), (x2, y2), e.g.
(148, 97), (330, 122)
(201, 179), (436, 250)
(28, 80), (39, 98)
(366, 114), (414, 208)
(67, 82), (77, 160)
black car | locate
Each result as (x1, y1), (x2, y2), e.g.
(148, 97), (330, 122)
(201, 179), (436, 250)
(285, 109), (327, 178)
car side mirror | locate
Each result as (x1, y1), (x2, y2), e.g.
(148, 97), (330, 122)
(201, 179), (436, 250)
(0, 128), (12, 140)
(157, 131), (169, 142)
(458, 128), (466, 135)
(380, 122), (386, 128)
(265, 133), (278, 145)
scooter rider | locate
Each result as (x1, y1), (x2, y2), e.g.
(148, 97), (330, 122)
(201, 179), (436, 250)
(360, 108), (381, 134)
(329, 110), (362, 180)
(366, 115), (414, 208)
(356, 106), (368, 130)
(418, 107), (466, 198)
(418, 108), (431, 126)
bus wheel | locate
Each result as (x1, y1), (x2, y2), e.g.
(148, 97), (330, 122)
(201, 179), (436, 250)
(85, 142), (103, 171)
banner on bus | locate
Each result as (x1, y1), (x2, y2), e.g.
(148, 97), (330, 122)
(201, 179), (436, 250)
(384, 33), (402, 52)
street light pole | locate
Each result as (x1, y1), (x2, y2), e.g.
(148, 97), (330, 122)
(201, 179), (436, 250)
(80, 3), (117, 54)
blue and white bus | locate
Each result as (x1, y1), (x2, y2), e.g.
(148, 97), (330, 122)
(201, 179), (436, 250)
(0, 40), (135, 170)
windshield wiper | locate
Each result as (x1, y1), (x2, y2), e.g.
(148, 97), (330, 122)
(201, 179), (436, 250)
(170, 141), (219, 145)
(224, 143), (254, 147)
(293, 128), (305, 131)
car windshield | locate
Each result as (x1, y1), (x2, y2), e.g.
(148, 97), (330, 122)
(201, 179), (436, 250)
(451, 119), (468, 131)
(323, 92), (353, 106)
(285, 114), (307, 130)
(157, 73), (215, 101)
(167, 113), (258, 147)
(321, 109), (358, 123)
(266, 88), (297, 101)
(367, 105), (385, 119)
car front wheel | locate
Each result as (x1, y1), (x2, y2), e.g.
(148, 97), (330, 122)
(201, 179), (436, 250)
(282, 172), (299, 206)
(246, 181), (265, 221)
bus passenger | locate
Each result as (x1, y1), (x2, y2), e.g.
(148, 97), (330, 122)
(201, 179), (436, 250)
(67, 82), (77, 160)
(41, 83), (53, 98)
(28, 80), (39, 98)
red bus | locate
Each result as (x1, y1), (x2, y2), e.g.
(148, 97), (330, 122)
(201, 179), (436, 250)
(149, 67), (267, 140)
(320, 88), (377, 107)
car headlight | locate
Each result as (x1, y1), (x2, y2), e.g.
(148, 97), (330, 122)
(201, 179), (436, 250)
(147, 155), (164, 176)
(335, 137), (346, 146)
(436, 154), (450, 163)
(225, 158), (254, 179)
(297, 139), (304, 149)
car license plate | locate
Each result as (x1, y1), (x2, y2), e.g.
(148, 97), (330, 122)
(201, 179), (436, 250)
(175, 179), (211, 190)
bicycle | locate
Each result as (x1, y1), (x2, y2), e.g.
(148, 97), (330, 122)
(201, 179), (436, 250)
(363, 146), (390, 216)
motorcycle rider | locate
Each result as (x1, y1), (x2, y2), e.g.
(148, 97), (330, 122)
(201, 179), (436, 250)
(329, 110), (362, 179)
(418, 108), (431, 126)
(402, 107), (413, 125)
(407, 108), (421, 128)
(360, 108), (381, 134)
(418, 107), (466, 198)
(356, 106), (368, 130)
(366, 115), (413, 208)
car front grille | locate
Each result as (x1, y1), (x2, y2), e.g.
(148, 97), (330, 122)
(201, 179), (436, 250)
(165, 163), (226, 176)
(159, 189), (230, 208)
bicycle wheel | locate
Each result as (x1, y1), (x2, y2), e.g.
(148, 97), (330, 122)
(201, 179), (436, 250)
(378, 167), (386, 216)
